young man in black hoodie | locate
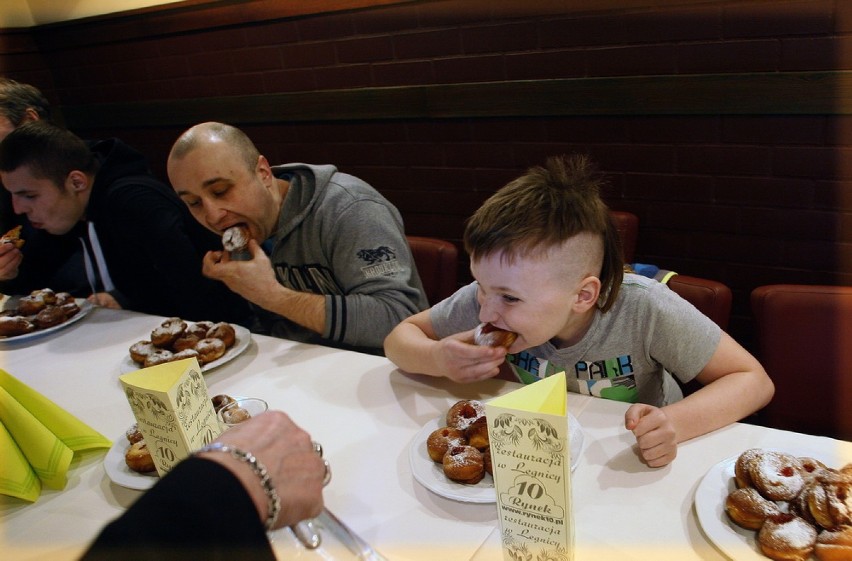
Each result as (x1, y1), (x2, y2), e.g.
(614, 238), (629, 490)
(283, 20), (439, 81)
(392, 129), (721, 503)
(0, 121), (250, 323)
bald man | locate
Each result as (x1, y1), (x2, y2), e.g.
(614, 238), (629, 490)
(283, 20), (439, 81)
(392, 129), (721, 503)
(167, 122), (427, 354)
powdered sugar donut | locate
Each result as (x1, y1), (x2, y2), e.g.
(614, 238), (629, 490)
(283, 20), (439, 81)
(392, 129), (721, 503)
(150, 317), (186, 348)
(749, 450), (805, 501)
(446, 399), (485, 431)
(426, 427), (466, 462)
(443, 445), (485, 484)
(758, 513), (817, 561)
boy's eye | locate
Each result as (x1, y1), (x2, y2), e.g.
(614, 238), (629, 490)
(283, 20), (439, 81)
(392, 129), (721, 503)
(502, 294), (520, 303)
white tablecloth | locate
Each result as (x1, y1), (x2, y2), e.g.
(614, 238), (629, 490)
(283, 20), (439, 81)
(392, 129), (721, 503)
(2, 306), (850, 561)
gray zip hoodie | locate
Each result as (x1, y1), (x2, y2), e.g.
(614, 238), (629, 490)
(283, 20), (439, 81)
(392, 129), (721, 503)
(256, 163), (427, 353)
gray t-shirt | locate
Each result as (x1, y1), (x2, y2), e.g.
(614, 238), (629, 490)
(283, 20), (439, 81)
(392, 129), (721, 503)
(430, 273), (721, 406)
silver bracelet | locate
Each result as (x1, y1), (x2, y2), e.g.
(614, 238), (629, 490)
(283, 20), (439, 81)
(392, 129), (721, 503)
(197, 442), (281, 531)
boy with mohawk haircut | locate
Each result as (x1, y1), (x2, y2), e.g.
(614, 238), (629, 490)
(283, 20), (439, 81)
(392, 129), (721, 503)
(385, 154), (773, 467)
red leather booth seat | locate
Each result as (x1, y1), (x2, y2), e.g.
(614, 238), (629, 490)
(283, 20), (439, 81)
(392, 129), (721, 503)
(610, 210), (638, 264)
(607, 210), (733, 330)
(751, 284), (852, 440)
(406, 236), (459, 306)
(668, 274), (733, 331)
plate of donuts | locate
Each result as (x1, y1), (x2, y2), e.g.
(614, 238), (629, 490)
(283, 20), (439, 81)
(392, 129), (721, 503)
(119, 320), (251, 374)
(408, 410), (584, 503)
(103, 429), (159, 490)
(693, 447), (849, 561)
(0, 297), (92, 343)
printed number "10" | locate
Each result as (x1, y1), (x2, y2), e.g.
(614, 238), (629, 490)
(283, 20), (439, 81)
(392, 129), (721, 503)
(157, 445), (176, 462)
(515, 480), (544, 499)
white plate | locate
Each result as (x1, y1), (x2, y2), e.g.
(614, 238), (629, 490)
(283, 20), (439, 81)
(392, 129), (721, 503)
(119, 323), (251, 374)
(0, 299), (92, 343)
(103, 432), (159, 490)
(693, 447), (845, 561)
(409, 412), (584, 503)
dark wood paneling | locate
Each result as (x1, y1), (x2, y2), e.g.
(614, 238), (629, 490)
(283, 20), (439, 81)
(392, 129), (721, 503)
(60, 71), (852, 130)
(27, 0), (414, 49)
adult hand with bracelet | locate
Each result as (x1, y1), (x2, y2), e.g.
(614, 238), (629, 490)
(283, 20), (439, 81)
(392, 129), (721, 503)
(196, 410), (326, 530)
(80, 411), (327, 561)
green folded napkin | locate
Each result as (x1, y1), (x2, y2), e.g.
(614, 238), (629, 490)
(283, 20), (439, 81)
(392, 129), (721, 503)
(0, 421), (40, 502)
(0, 369), (111, 502)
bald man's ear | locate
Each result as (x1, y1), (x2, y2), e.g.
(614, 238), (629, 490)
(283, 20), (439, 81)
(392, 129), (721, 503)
(256, 155), (273, 180)
(574, 275), (602, 312)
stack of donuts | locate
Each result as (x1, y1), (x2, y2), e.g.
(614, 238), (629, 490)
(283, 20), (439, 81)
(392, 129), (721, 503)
(211, 393), (253, 425)
(124, 394), (245, 474)
(128, 317), (237, 368)
(425, 399), (492, 485)
(124, 424), (155, 474)
(0, 288), (80, 337)
(724, 448), (852, 561)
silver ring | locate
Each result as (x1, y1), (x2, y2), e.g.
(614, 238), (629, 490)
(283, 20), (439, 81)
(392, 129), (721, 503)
(312, 441), (323, 457)
(322, 459), (332, 486)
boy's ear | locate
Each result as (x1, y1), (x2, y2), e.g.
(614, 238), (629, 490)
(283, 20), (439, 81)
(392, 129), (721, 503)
(22, 108), (40, 124)
(574, 275), (602, 311)
(66, 170), (89, 193)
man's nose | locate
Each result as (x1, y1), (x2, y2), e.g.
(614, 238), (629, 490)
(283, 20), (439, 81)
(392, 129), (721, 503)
(202, 202), (228, 228)
(12, 198), (27, 215)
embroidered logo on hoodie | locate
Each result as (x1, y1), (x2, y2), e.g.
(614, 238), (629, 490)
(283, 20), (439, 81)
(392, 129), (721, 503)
(357, 246), (403, 278)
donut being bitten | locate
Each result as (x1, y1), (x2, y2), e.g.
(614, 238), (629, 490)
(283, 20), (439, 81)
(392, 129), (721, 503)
(1, 225), (24, 248)
(473, 322), (517, 349)
(426, 427), (466, 462)
(222, 224), (250, 252)
(443, 445), (485, 484)
(222, 225), (251, 260)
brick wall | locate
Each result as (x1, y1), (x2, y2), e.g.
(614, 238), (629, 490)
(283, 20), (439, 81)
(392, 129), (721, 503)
(2, 0), (851, 350)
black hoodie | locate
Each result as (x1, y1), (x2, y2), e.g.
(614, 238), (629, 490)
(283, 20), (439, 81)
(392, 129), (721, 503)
(6, 138), (251, 325)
